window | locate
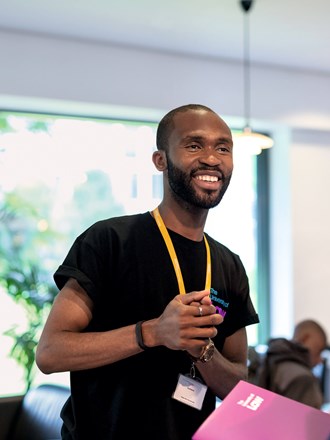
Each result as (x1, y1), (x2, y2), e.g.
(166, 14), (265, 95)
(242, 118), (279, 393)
(0, 110), (268, 395)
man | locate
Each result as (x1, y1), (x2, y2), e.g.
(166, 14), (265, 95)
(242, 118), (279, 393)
(36, 104), (259, 439)
(257, 319), (327, 409)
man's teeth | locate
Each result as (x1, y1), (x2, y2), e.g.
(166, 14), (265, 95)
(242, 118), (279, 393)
(196, 175), (218, 182)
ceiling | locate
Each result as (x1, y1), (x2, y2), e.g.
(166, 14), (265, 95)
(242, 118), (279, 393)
(1, 0), (330, 74)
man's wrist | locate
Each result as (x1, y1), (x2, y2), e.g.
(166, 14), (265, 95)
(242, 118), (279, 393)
(189, 339), (215, 363)
(135, 320), (150, 350)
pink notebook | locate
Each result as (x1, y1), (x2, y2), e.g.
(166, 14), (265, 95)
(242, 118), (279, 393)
(193, 380), (330, 440)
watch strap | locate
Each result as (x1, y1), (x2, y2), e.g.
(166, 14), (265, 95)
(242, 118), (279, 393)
(135, 320), (150, 350)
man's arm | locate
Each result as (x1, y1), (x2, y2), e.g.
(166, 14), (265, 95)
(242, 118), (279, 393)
(36, 280), (221, 374)
(194, 328), (249, 399)
(36, 278), (144, 373)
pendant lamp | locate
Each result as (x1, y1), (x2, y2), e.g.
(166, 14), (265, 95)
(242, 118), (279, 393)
(234, 0), (274, 155)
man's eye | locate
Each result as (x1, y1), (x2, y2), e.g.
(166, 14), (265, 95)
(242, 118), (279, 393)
(216, 145), (231, 153)
(187, 144), (200, 150)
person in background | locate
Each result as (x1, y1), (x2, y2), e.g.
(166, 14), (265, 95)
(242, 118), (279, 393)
(36, 104), (259, 440)
(256, 319), (327, 409)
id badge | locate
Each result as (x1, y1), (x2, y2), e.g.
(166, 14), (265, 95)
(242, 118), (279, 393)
(172, 373), (207, 410)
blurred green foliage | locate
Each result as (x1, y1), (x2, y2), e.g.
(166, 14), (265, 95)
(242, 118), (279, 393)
(0, 191), (58, 391)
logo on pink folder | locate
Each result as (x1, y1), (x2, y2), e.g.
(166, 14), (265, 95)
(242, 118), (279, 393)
(193, 380), (330, 440)
(237, 392), (264, 411)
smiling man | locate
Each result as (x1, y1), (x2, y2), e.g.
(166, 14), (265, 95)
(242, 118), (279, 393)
(155, 105), (233, 213)
(36, 104), (259, 440)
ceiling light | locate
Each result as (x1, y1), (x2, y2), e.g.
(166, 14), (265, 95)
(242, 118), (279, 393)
(234, 0), (274, 155)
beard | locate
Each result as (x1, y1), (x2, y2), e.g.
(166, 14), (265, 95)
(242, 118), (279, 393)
(165, 153), (232, 209)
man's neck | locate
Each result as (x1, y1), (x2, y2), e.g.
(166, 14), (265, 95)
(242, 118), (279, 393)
(155, 201), (208, 242)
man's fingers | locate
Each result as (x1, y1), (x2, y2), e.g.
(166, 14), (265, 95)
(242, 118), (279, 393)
(180, 289), (210, 305)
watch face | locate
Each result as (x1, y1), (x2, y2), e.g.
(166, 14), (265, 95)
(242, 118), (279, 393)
(201, 340), (215, 362)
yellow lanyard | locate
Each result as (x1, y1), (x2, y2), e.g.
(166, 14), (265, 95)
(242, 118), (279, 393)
(152, 207), (211, 295)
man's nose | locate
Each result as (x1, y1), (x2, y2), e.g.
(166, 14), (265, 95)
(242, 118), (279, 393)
(199, 147), (221, 165)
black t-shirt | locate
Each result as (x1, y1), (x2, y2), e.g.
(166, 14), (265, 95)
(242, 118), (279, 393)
(54, 212), (259, 440)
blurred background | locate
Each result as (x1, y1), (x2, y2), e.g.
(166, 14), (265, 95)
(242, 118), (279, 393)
(0, 0), (329, 396)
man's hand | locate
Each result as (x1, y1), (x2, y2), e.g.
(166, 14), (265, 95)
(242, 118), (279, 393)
(144, 289), (223, 354)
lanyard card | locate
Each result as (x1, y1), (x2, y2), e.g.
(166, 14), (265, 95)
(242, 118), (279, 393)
(172, 373), (208, 410)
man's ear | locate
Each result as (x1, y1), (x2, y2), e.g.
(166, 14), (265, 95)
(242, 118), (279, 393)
(152, 150), (167, 171)
(297, 333), (309, 347)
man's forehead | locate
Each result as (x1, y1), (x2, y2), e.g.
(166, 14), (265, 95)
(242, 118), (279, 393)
(171, 111), (232, 139)
(173, 109), (214, 122)
(173, 110), (231, 132)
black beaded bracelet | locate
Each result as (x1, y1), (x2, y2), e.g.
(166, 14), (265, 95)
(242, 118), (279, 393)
(135, 320), (150, 350)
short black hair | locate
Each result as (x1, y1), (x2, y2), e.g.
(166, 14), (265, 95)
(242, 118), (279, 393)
(156, 104), (216, 151)
(294, 319), (327, 347)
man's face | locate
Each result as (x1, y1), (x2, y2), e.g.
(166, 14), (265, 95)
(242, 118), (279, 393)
(165, 110), (233, 209)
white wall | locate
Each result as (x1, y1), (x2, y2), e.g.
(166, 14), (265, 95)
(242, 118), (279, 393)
(291, 135), (330, 333)
(1, 29), (330, 341)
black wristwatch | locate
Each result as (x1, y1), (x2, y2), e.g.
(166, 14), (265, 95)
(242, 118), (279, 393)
(190, 339), (215, 363)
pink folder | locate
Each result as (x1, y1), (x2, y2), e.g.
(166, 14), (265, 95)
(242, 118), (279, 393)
(193, 380), (330, 440)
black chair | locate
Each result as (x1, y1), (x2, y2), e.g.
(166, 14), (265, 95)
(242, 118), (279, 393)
(0, 383), (70, 440)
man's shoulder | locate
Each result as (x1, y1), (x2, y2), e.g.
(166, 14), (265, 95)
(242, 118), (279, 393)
(89, 212), (151, 232)
(205, 233), (243, 266)
(206, 234), (234, 253)
(274, 359), (313, 385)
(75, 212), (153, 246)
